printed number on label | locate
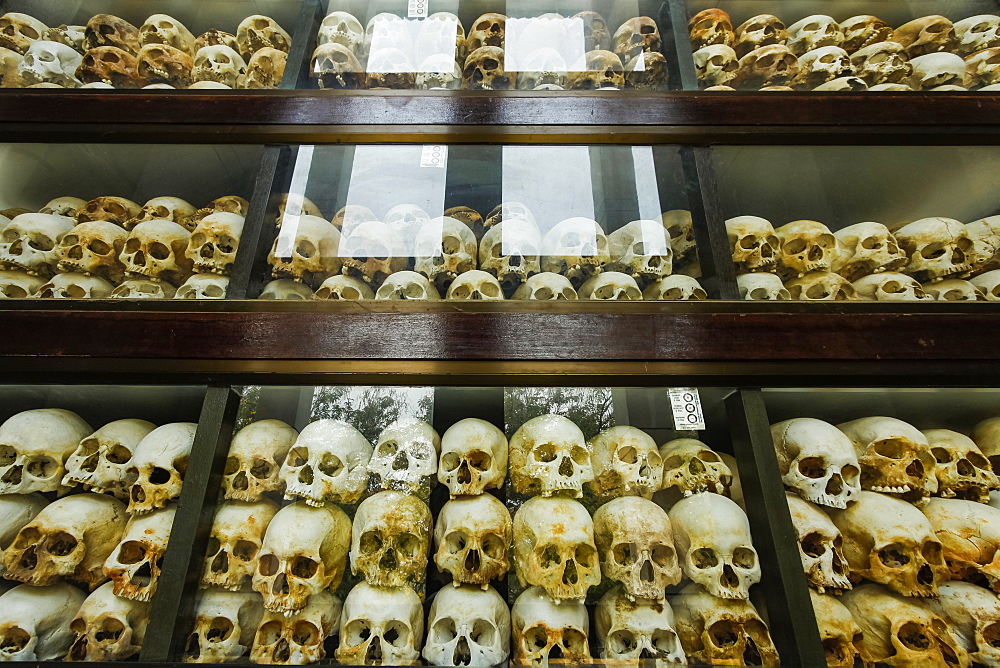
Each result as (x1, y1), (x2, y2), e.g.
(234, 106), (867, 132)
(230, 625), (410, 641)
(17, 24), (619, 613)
(668, 388), (706, 431)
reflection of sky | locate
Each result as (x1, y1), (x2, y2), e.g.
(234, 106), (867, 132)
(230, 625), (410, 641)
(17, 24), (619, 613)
(345, 145), (447, 220)
(506, 16), (588, 71)
(501, 146), (595, 237)
(366, 15), (461, 71)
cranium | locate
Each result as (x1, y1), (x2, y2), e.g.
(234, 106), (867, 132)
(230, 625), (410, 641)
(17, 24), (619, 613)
(446, 269), (505, 300)
(69, 581), (149, 661)
(195, 30), (239, 54)
(596, 585), (685, 663)
(18, 40), (81, 87)
(733, 44), (798, 89)
(77, 196), (140, 227)
(896, 217), (976, 282)
(137, 43), (192, 87)
(854, 272), (932, 301)
(838, 416), (937, 504)
(375, 271), (441, 300)
(366, 47), (415, 89)
(415, 54), (462, 89)
(484, 201), (535, 231)
(567, 49), (624, 89)
(832, 221), (906, 280)
(76, 47), (142, 87)
(223, 419), (297, 502)
(579, 271), (642, 300)
(956, 15), (1000, 56)
(0, 13), (48, 54)
(910, 52), (968, 89)
(972, 270), (1000, 300)
(587, 426), (662, 501)
(923, 497), (1000, 591)
(318, 11), (365, 58)
(422, 585), (509, 667)
(513, 496), (600, 602)
(201, 498), (279, 591)
(512, 585), (590, 666)
(670, 493), (761, 599)
(184, 589), (262, 664)
(0, 46), (23, 87)
(177, 273), (228, 299)
(339, 220), (407, 286)
(788, 16), (844, 56)
(923, 278), (984, 301)
(510, 413), (592, 498)
(964, 48), (1000, 88)
(268, 214), (341, 288)
(0, 270), (43, 298)
(434, 494), (511, 588)
(0, 494), (46, 564)
(186, 212), (243, 275)
(966, 216), (1000, 273)
(924, 429), (998, 502)
(694, 44), (737, 88)
(276, 193), (322, 225)
(258, 278), (312, 299)
(195, 195), (249, 222)
(366, 13), (413, 58)
(42, 25), (85, 55)
(466, 13), (505, 52)
(737, 272), (791, 300)
(0, 213), (74, 277)
(139, 14), (195, 56)
(192, 45), (246, 88)
(350, 490), (432, 588)
(85, 15), (139, 55)
(734, 15), (787, 58)
(369, 419), (440, 494)
(444, 205), (484, 240)
(438, 418), (507, 497)
(607, 219), (673, 287)
(252, 502), (351, 614)
(613, 17), (661, 63)
(414, 215), (478, 292)
(0, 583), (85, 661)
(786, 492), (851, 593)
(332, 204), (377, 231)
(810, 590), (871, 666)
(39, 196), (86, 217)
(540, 217), (609, 285)
(110, 278), (176, 299)
(126, 422), (196, 514)
(516, 47), (568, 91)
(775, 219), (838, 279)
(625, 51), (670, 90)
(575, 11), (612, 51)
(792, 46), (852, 89)
(594, 496), (681, 600)
(784, 271), (857, 300)
(130, 196), (196, 230)
(512, 272), (579, 300)
(893, 16), (958, 58)
(671, 582), (780, 666)
(36, 272), (114, 299)
(926, 581), (1000, 666)
(462, 46), (515, 90)
(841, 15), (893, 53)
(53, 221), (126, 283)
(689, 9), (734, 50)
(850, 41), (913, 86)
(659, 438), (733, 498)
(336, 582), (422, 666)
(121, 220), (193, 287)
(251, 590), (339, 665)
(478, 219), (541, 292)
(63, 418), (155, 499)
(279, 419), (373, 506)
(236, 15), (290, 61)
(0, 408), (91, 494)
(727, 216), (779, 271)
(103, 505), (175, 601)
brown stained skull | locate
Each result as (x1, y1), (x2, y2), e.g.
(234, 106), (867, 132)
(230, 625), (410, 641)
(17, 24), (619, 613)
(56, 221), (128, 283)
(195, 29), (239, 54)
(236, 15), (290, 62)
(84, 15), (140, 55)
(77, 196), (141, 227)
(0, 13), (48, 54)
(689, 9), (734, 50)
(613, 17), (661, 64)
(246, 47), (286, 89)
(466, 13), (505, 52)
(575, 11), (611, 51)
(841, 15), (893, 53)
(463, 46), (514, 90)
(567, 50), (624, 90)
(732, 44), (798, 90)
(893, 16), (958, 58)
(734, 14), (787, 59)
(77, 46), (142, 88)
(625, 51), (669, 90)
(193, 196), (250, 223)
(310, 43), (365, 90)
(137, 43), (192, 88)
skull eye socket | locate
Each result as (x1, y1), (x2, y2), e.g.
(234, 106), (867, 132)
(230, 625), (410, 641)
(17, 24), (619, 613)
(445, 530), (467, 553)
(287, 447), (308, 467)
(733, 546), (757, 569)
(692, 547), (718, 568)
(570, 445), (589, 465)
(1, 229), (17, 243)
(873, 439), (906, 459)
(801, 531), (827, 557)
(698, 450), (721, 463)
(396, 532), (420, 558)
(652, 544), (675, 566)
(441, 452), (461, 472)
(932, 447), (954, 463)
(797, 456), (827, 479)
(290, 555), (317, 578)
(13, 526), (41, 550)
(539, 544), (561, 567)
(295, 240), (316, 259)
(483, 532), (504, 558)
(106, 444), (132, 464)
(359, 530), (382, 555)
(26, 455), (58, 479)
(562, 628), (587, 652)
(784, 238), (807, 254)
(707, 620), (740, 648)
(205, 536), (221, 556)
(535, 443), (557, 462)
(117, 540), (148, 565)
(471, 619), (495, 646)
(608, 629), (637, 655)
(613, 542), (638, 565)
(149, 242), (171, 260)
(224, 456), (240, 475)
(921, 242), (947, 260)
(877, 543), (911, 567)
(0, 627), (30, 652)
(524, 625), (548, 650)
(922, 541), (943, 564)
(257, 553), (278, 576)
(233, 540), (258, 561)
(318, 453), (344, 476)
(27, 235), (55, 251)
(125, 238), (141, 253)
(968, 451), (990, 469)
(88, 239), (112, 255)
(344, 620), (372, 646)
(616, 446), (638, 464)
(897, 622), (931, 651)
(483, 58), (499, 70)
(433, 618), (457, 643)
(384, 621), (409, 647)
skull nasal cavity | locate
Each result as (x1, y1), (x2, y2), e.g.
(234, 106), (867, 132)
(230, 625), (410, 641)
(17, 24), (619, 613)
(562, 559), (578, 584)
(558, 456), (574, 477)
(464, 548), (480, 572)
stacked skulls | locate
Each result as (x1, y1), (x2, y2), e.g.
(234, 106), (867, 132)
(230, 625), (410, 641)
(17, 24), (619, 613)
(186, 410), (781, 665)
(264, 196), (707, 301)
(311, 10), (669, 91)
(0, 11), (290, 89)
(775, 413), (1000, 665)
(726, 214), (1000, 301)
(689, 9), (1000, 91)
(0, 408), (195, 660)
(0, 194), (249, 299)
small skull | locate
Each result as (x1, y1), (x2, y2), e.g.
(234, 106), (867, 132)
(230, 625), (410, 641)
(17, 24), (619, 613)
(434, 494), (511, 588)
(0, 13), (48, 54)
(350, 490), (432, 588)
(103, 505), (175, 602)
(438, 418), (508, 497)
(786, 492), (851, 593)
(594, 497), (681, 600)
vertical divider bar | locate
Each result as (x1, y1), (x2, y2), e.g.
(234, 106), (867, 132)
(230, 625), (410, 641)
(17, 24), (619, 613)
(666, 0), (699, 90)
(228, 146), (287, 300)
(681, 146), (739, 299)
(726, 389), (824, 668)
(285, 0), (324, 90)
(140, 385), (242, 662)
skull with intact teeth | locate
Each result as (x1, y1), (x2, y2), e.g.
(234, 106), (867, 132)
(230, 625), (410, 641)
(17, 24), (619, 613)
(787, 16), (844, 56)
(839, 416), (939, 504)
(201, 499), (278, 591)
(613, 17), (661, 63)
(103, 505), (175, 601)
(438, 418), (508, 497)
(463, 46), (514, 90)
(62, 418), (155, 499)
(340, 220), (407, 286)
(955, 15), (1000, 57)
(852, 42), (912, 86)
(734, 14), (786, 58)
(466, 13), (505, 52)
(607, 219), (673, 286)
(55, 221), (127, 283)
(0, 213), (74, 277)
(775, 220), (838, 280)
(318, 11), (364, 57)
(727, 216), (779, 272)
(351, 491), (432, 588)
(842, 15), (893, 53)
(594, 497), (681, 600)
(434, 494), (511, 588)
(76, 46), (141, 87)
(792, 46), (852, 89)
(236, 15), (289, 61)
(18, 40), (81, 87)
(924, 429), (998, 502)
(0, 13), (48, 54)
(279, 419), (372, 506)
(140, 14), (195, 56)
(137, 43), (192, 87)
(513, 497), (600, 602)
(541, 217), (609, 286)
(253, 589), (340, 665)
(193, 45), (246, 88)
(786, 492), (851, 593)
(689, 9), (734, 50)
(567, 49), (624, 89)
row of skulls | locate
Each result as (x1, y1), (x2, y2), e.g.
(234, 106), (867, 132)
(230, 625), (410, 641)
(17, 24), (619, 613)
(267, 197), (700, 300)
(775, 414), (1000, 666)
(728, 215), (1000, 301)
(0, 194), (248, 299)
(691, 10), (1000, 91)
(0, 12), (290, 89)
(311, 11), (668, 91)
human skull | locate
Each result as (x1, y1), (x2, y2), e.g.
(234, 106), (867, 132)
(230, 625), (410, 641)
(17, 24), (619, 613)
(369, 419), (440, 494)
(53, 222), (126, 283)
(893, 16), (958, 58)
(659, 438), (733, 498)
(841, 15), (893, 53)
(734, 15), (787, 58)
(810, 590), (871, 666)
(434, 494), (510, 589)
(594, 497), (680, 600)
(444, 205), (484, 240)
(438, 418), (507, 497)
(446, 269), (505, 300)
(137, 43), (192, 87)
(195, 30), (239, 54)
(613, 17), (661, 63)
(0, 13), (48, 55)
(318, 11), (364, 57)
(195, 196), (251, 221)
(223, 419), (297, 502)
(314, 274), (373, 300)
(0, 583), (85, 661)
(607, 219), (673, 287)
(268, 214), (341, 288)
(252, 590), (340, 665)
(139, 14), (194, 56)
(849, 42), (912, 87)
(0, 46), (22, 87)
(463, 46), (515, 90)
(103, 505), (175, 601)
(853, 272), (932, 301)
(77, 196), (140, 227)
(484, 201), (535, 231)
(477, 220), (541, 292)
(415, 54), (462, 89)
(0, 213), (74, 277)
(84, 14), (139, 55)
(18, 40), (81, 87)
(366, 47), (415, 89)
(336, 582), (422, 666)
(516, 48), (568, 90)
(926, 581), (1000, 666)
(0, 408), (91, 494)
(579, 271), (642, 300)
(509, 272), (575, 300)
(258, 278), (313, 299)
(41, 25), (81, 55)
(276, 194), (322, 226)
(509, 414), (592, 498)
(964, 48), (1000, 88)
(694, 44), (737, 88)
(587, 426), (662, 501)
(311, 42), (366, 89)
(669, 493), (760, 599)
(671, 582), (779, 666)
(62, 418), (155, 498)
(36, 272), (113, 299)
(972, 270), (1000, 300)
(923, 278), (984, 301)
(110, 278), (176, 299)
(923, 497), (1000, 591)
(413, 216), (477, 292)
(596, 585), (685, 663)
(236, 15), (290, 61)
(792, 46), (852, 89)
(785, 492), (851, 593)
(68, 581), (149, 661)
(966, 216), (1000, 273)
(737, 272), (791, 300)
(784, 271), (856, 300)
(185, 212), (243, 276)
(832, 221), (906, 280)
(923, 429), (997, 502)
(540, 217), (609, 286)
(838, 416), (937, 504)
(183, 589), (262, 664)
(175, 273), (229, 299)
(201, 498), (279, 591)
(511, 585), (589, 666)
(0, 270), (42, 298)
(126, 422), (196, 514)
(775, 220), (838, 279)
(351, 491), (431, 589)
(689, 8), (734, 50)
(896, 217), (976, 282)
(466, 13), (505, 52)
(0, 494), (46, 561)
(732, 44), (798, 89)
(375, 271), (441, 300)
(840, 584), (966, 665)
(575, 11), (611, 52)
(909, 52), (967, 89)
(120, 220), (194, 287)
(513, 496), (600, 602)
(76, 46), (142, 87)
(787, 16), (844, 56)
(279, 419), (373, 506)
(423, 585), (509, 667)
(339, 220), (407, 286)
(252, 502), (351, 614)
(567, 49), (624, 90)
(726, 216), (779, 272)
(192, 45), (246, 88)
(956, 15), (1000, 57)
(38, 196), (85, 217)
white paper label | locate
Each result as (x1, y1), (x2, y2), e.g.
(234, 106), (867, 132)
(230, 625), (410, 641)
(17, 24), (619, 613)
(420, 144), (447, 168)
(668, 388), (706, 431)
(408, 0), (429, 19)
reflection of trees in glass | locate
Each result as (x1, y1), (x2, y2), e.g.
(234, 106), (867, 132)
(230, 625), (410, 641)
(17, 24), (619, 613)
(504, 387), (615, 440)
(310, 386), (434, 443)
(235, 386), (262, 431)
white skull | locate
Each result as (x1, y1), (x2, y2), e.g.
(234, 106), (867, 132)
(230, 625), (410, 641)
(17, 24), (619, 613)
(771, 418), (861, 508)
(851, 42), (913, 86)
(337, 582), (422, 666)
(842, 15), (893, 53)
(175, 273), (229, 299)
(438, 418), (507, 497)
(38, 196), (85, 217)
(252, 502), (351, 614)
(924, 429), (997, 501)
(694, 44), (737, 88)
(313, 274), (373, 300)
(955, 15), (1000, 58)
(669, 493), (761, 599)
(923, 497), (1000, 591)
(587, 426), (662, 500)
(594, 496), (681, 600)
(268, 214), (342, 288)
(103, 505), (175, 601)
(726, 216), (779, 272)
(126, 422), (196, 514)
(110, 278), (175, 299)
(737, 272), (790, 300)
(479, 219), (541, 292)
(0, 213), (74, 277)
(55, 221), (128, 283)
(192, 45), (246, 87)
(975, 417), (1000, 471)
(513, 496), (600, 602)
(184, 589), (262, 664)
(511, 272), (578, 300)
(0, 408), (91, 494)
(252, 589), (341, 665)
(0, 583), (84, 661)
(775, 219), (839, 279)
(0, 270), (42, 298)
(840, 583), (966, 665)
(423, 585), (509, 667)
(838, 416), (938, 504)
(62, 418), (155, 498)
(785, 492), (851, 593)
(909, 52), (967, 90)
(541, 217), (609, 285)
(787, 15), (844, 55)
(579, 271), (642, 300)
(370, 419), (440, 494)
(76, 196), (140, 227)
(972, 270), (1000, 301)
(596, 584), (685, 664)
(484, 201), (535, 230)
(511, 585), (590, 667)
(258, 279), (313, 300)
(415, 54), (462, 90)
(120, 220), (193, 287)
(607, 219), (673, 286)
(339, 220), (407, 286)
(784, 271), (857, 301)
(68, 581), (149, 661)
(832, 221), (906, 280)
(966, 216), (1000, 273)
(236, 15), (290, 60)
(318, 11), (364, 57)
(0, 13), (48, 54)
(280, 419), (372, 506)
(350, 491), (432, 588)
(659, 438), (733, 498)
(276, 194), (322, 226)
(516, 48), (568, 91)
(0, 494), (46, 561)
(810, 589), (871, 667)
(434, 494), (511, 589)
(643, 275), (707, 300)
(812, 76), (868, 91)
(853, 272), (932, 301)
(140, 14), (195, 56)
(365, 13), (412, 61)
(375, 271), (441, 300)
(201, 498), (279, 591)
(36, 272), (114, 299)
(18, 40), (81, 87)
(186, 212), (244, 275)
(223, 419), (297, 502)
(446, 269), (505, 300)
(926, 581), (1000, 666)
(671, 582), (780, 666)
(414, 216), (478, 292)
(831, 491), (945, 597)
(414, 12), (465, 65)
(509, 413), (592, 498)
